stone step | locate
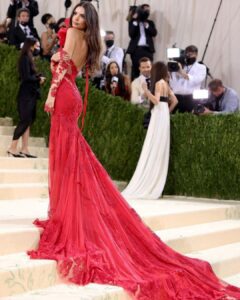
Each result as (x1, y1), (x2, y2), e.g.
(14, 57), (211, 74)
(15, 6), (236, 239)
(224, 273), (240, 288)
(0, 198), (239, 257)
(0, 118), (13, 126)
(129, 199), (240, 230)
(0, 135), (46, 148)
(2, 283), (130, 300)
(0, 183), (48, 200)
(0, 253), (59, 298)
(156, 219), (240, 253)
(0, 169), (48, 184)
(0, 126), (15, 135)
(0, 147), (49, 158)
(187, 242), (240, 278)
(0, 157), (48, 170)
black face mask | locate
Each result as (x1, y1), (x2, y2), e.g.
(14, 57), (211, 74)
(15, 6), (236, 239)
(105, 40), (114, 48)
(49, 22), (57, 30)
(20, 21), (29, 27)
(33, 48), (40, 56)
(186, 57), (196, 65)
(138, 10), (150, 22)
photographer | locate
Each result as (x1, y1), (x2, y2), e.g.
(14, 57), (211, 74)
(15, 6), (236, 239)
(105, 61), (131, 101)
(9, 8), (39, 49)
(200, 79), (239, 115)
(127, 4), (157, 80)
(40, 13), (58, 61)
(170, 45), (207, 113)
(131, 57), (152, 108)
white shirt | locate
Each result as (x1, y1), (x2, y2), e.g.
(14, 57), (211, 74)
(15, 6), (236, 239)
(101, 45), (124, 72)
(19, 24), (33, 48)
(138, 22), (147, 46)
(131, 75), (150, 108)
(170, 62), (207, 95)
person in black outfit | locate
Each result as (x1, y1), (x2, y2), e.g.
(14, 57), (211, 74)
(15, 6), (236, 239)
(7, 0), (39, 40)
(7, 38), (45, 158)
(127, 4), (157, 80)
(9, 8), (39, 49)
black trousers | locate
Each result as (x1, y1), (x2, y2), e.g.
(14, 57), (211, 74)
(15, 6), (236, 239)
(13, 97), (37, 140)
(173, 94), (195, 113)
(130, 46), (153, 80)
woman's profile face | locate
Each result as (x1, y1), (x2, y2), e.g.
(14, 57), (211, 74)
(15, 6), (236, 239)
(110, 63), (119, 76)
(72, 6), (86, 30)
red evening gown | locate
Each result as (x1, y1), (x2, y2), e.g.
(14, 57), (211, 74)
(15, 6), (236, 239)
(28, 34), (240, 300)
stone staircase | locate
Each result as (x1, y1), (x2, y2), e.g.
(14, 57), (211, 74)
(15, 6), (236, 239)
(0, 117), (240, 299)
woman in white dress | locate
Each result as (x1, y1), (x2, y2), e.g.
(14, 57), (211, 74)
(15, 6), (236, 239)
(122, 62), (178, 199)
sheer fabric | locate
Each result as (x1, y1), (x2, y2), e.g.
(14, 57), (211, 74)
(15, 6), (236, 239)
(28, 49), (240, 300)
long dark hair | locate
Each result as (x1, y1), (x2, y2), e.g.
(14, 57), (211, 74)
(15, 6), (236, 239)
(150, 61), (169, 95)
(105, 61), (127, 98)
(18, 37), (37, 74)
(70, 2), (101, 71)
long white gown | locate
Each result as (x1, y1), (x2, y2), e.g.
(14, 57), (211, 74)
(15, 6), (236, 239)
(122, 97), (170, 199)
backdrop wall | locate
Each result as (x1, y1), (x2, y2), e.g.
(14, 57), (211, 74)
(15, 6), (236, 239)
(1, 0), (240, 94)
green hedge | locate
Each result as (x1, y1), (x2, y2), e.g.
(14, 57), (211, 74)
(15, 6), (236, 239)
(0, 43), (239, 200)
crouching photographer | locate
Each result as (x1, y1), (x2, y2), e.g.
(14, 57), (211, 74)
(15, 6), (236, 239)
(169, 45), (207, 113)
(126, 4), (157, 80)
(195, 79), (239, 115)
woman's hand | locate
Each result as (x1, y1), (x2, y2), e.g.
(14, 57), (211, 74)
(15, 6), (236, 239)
(44, 92), (55, 113)
(142, 82), (148, 93)
(51, 51), (70, 63)
(39, 76), (46, 85)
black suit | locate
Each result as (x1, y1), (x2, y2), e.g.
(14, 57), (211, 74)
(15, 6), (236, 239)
(9, 24), (39, 49)
(7, 0), (39, 28)
(7, 0), (39, 42)
(127, 19), (157, 79)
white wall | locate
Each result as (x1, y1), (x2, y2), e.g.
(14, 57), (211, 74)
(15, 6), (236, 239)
(1, 0), (240, 95)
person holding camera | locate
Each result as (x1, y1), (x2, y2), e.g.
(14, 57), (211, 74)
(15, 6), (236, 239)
(131, 57), (152, 108)
(199, 79), (239, 115)
(127, 4), (157, 80)
(7, 37), (45, 158)
(9, 8), (39, 49)
(105, 61), (131, 101)
(170, 45), (207, 113)
(41, 13), (59, 61)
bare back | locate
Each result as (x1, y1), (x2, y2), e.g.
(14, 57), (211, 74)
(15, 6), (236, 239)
(64, 28), (88, 71)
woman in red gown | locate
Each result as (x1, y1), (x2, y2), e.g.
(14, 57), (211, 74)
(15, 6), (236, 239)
(28, 3), (240, 299)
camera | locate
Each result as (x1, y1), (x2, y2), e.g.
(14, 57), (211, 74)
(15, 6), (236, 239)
(192, 89), (209, 114)
(193, 103), (205, 114)
(128, 5), (150, 22)
(167, 47), (186, 72)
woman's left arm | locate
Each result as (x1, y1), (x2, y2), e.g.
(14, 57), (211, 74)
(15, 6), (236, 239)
(44, 28), (77, 112)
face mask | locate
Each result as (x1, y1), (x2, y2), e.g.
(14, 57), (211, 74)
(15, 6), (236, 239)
(49, 22), (57, 30)
(33, 48), (40, 56)
(20, 21), (29, 27)
(138, 10), (150, 22)
(186, 57), (196, 65)
(105, 40), (114, 48)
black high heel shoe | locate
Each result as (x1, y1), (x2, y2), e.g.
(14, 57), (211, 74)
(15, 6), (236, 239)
(19, 152), (37, 158)
(7, 151), (25, 158)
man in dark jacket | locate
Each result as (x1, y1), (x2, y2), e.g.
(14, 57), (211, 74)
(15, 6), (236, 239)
(7, 0), (39, 42)
(9, 8), (39, 49)
(127, 4), (157, 80)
